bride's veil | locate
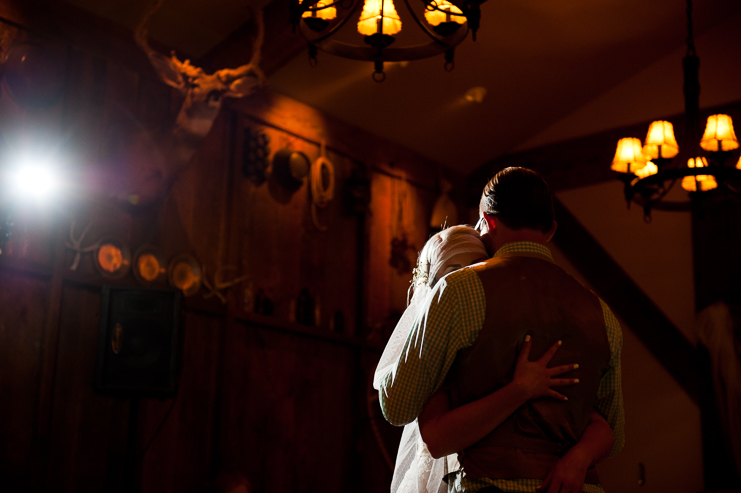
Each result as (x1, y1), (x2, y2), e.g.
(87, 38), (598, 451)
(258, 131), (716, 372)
(375, 290), (451, 493)
(373, 226), (487, 493)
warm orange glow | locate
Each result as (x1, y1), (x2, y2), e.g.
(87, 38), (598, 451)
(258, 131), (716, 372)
(737, 154), (741, 170)
(643, 120), (679, 159)
(700, 114), (739, 152)
(172, 262), (198, 291)
(687, 156), (709, 168)
(98, 245), (123, 273)
(635, 161), (658, 179)
(682, 157), (717, 191)
(424, 0), (465, 26)
(611, 137), (648, 173)
(682, 175), (717, 191)
(358, 0), (401, 35)
(301, 0), (337, 20)
(137, 253), (162, 281)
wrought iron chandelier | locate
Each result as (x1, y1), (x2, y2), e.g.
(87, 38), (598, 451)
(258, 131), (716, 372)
(289, 0), (486, 81)
(610, 0), (741, 220)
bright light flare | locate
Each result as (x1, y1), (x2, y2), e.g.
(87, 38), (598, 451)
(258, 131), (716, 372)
(9, 163), (61, 201)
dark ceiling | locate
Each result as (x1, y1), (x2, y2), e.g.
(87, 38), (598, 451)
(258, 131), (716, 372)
(65, 0), (741, 175)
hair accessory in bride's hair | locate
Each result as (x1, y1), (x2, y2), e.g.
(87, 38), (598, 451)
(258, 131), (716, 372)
(411, 266), (429, 288)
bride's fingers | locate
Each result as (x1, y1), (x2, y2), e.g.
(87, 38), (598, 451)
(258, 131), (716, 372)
(546, 389), (568, 401)
(517, 334), (533, 363)
(547, 363), (579, 377)
(549, 378), (579, 387)
(537, 340), (562, 364)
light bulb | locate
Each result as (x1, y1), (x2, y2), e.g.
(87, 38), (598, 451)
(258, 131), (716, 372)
(358, 0), (401, 36)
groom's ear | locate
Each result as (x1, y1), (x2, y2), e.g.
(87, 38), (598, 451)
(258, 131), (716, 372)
(483, 213), (498, 234)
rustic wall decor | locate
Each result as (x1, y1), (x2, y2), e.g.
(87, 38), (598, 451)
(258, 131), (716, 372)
(242, 127), (271, 185)
(167, 254), (202, 297)
(118, 0), (265, 207)
(133, 246), (167, 286)
(66, 220), (100, 271)
(94, 239), (132, 280)
(201, 265), (248, 305)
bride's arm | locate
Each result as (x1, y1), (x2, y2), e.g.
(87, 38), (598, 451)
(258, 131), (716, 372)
(536, 410), (613, 493)
(418, 336), (578, 459)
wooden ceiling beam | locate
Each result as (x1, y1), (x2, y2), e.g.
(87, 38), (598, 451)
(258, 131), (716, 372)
(552, 197), (700, 404)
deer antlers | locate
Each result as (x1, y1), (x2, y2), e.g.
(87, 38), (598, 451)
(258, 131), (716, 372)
(65, 220), (100, 271)
(117, 0), (265, 208)
(202, 265), (249, 304)
(134, 0), (265, 98)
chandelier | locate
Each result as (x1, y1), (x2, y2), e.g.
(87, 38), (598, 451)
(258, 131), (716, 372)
(610, 0), (741, 220)
(289, 0), (485, 81)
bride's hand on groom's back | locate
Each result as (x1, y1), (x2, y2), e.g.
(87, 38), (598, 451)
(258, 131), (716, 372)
(511, 335), (580, 401)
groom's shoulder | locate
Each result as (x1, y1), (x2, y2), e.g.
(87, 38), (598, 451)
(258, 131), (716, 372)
(439, 264), (478, 287)
(436, 265), (485, 293)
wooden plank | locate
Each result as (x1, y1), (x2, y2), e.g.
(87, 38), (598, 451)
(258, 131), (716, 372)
(217, 322), (359, 492)
(551, 197), (700, 404)
(43, 284), (123, 492)
(137, 310), (222, 492)
(29, 225), (69, 492)
(0, 271), (48, 491)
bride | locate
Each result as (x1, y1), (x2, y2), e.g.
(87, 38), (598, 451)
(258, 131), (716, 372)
(374, 225), (613, 493)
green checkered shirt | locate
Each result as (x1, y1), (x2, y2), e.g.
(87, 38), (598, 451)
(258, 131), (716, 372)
(378, 241), (625, 493)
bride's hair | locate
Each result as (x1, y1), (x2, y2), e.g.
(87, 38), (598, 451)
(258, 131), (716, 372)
(409, 225), (487, 304)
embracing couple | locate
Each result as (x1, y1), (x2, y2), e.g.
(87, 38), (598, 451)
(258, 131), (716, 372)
(374, 167), (624, 493)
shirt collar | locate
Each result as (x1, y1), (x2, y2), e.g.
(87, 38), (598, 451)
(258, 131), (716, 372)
(493, 241), (553, 262)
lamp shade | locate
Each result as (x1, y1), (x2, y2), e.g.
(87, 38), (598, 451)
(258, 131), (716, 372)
(302, 0), (337, 20)
(642, 120), (679, 159)
(682, 175), (717, 191)
(424, 0), (465, 26)
(700, 114), (739, 152)
(635, 161), (658, 179)
(358, 0), (402, 35)
(611, 137), (648, 173)
(682, 157), (717, 191)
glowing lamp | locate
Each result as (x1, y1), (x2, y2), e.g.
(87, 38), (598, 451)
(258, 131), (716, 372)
(358, 0), (401, 35)
(301, 0), (337, 20)
(737, 154), (741, 170)
(424, 0), (465, 26)
(682, 175), (717, 191)
(687, 156), (709, 169)
(611, 138), (648, 173)
(642, 121), (679, 159)
(635, 161), (658, 179)
(682, 157), (717, 191)
(700, 114), (739, 152)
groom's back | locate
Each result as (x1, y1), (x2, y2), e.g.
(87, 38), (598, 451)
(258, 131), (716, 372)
(449, 254), (610, 481)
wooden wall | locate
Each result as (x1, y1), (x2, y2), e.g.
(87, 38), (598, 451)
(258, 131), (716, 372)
(0, 10), (460, 492)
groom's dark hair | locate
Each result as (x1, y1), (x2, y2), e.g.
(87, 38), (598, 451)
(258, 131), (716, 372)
(479, 167), (554, 233)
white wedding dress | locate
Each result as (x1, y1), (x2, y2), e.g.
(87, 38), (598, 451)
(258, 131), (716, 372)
(374, 295), (459, 493)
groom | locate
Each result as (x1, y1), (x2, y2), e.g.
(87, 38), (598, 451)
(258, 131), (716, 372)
(377, 167), (624, 492)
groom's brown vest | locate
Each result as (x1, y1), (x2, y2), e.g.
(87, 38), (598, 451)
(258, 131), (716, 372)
(449, 253), (611, 483)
